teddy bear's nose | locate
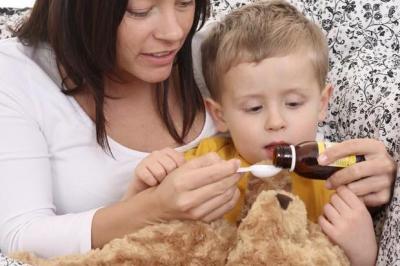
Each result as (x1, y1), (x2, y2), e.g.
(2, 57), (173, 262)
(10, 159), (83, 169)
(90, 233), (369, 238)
(276, 193), (293, 210)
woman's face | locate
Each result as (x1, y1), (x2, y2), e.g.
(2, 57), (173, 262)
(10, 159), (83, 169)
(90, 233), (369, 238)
(115, 0), (195, 83)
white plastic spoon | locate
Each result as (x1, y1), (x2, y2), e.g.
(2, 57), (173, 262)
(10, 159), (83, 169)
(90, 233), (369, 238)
(237, 164), (282, 180)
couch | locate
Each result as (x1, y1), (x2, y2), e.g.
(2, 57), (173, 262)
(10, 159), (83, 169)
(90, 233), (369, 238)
(1, 1), (399, 265)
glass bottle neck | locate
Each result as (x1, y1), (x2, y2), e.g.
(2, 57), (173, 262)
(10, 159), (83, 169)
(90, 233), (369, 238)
(273, 144), (296, 171)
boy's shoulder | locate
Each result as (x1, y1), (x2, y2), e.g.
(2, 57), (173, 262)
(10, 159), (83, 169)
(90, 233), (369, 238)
(184, 135), (238, 160)
(197, 135), (234, 149)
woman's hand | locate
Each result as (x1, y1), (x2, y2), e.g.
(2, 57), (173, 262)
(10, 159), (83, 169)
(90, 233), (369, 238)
(147, 152), (241, 223)
(94, 153), (240, 248)
(318, 138), (396, 207)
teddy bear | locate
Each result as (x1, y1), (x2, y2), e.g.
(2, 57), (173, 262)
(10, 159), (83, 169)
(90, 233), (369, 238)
(226, 190), (349, 265)
(11, 170), (349, 266)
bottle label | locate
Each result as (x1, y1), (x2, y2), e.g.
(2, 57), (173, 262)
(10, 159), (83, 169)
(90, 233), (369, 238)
(317, 142), (357, 167)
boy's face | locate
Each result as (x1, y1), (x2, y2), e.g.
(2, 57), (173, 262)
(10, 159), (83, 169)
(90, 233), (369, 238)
(206, 51), (332, 164)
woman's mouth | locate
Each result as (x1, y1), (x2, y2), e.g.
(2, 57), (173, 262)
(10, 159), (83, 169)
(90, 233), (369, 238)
(141, 50), (177, 66)
(151, 51), (173, 57)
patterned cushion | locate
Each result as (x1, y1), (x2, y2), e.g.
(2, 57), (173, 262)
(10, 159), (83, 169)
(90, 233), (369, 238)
(0, 253), (27, 266)
(314, 1), (400, 162)
(0, 8), (30, 39)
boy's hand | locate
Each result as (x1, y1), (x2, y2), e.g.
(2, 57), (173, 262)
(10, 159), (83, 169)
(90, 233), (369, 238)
(122, 148), (185, 200)
(319, 186), (377, 266)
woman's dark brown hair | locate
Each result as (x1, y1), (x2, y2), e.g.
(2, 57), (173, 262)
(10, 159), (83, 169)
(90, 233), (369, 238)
(15, 0), (210, 152)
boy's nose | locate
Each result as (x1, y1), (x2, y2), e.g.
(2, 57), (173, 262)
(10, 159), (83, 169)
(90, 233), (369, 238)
(154, 11), (185, 42)
(264, 108), (286, 131)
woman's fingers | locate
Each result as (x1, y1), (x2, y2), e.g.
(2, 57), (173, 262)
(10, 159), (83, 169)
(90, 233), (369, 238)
(153, 153), (242, 221)
(180, 172), (241, 211)
(318, 138), (386, 163)
(327, 157), (389, 187)
(201, 189), (241, 222)
(177, 153), (240, 191)
(346, 175), (392, 197)
(182, 152), (224, 168)
(324, 143), (395, 208)
(362, 190), (392, 207)
(168, 171), (240, 213)
(183, 187), (239, 221)
(319, 138), (396, 194)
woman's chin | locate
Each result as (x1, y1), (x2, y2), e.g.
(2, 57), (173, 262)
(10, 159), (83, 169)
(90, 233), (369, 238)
(141, 68), (174, 84)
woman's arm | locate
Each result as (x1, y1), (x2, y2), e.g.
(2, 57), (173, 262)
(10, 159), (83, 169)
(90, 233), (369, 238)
(0, 85), (100, 258)
(92, 154), (241, 248)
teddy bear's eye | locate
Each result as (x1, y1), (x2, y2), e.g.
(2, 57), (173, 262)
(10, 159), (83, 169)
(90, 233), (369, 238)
(276, 193), (293, 210)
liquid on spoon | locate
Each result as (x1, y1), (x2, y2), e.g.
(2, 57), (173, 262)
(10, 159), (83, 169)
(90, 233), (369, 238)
(237, 164), (282, 180)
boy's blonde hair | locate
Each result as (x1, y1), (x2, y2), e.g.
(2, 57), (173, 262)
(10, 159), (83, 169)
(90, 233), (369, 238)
(201, 0), (329, 100)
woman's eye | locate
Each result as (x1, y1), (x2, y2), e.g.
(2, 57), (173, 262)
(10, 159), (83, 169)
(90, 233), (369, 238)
(126, 9), (150, 18)
(245, 106), (263, 113)
(178, 0), (194, 8)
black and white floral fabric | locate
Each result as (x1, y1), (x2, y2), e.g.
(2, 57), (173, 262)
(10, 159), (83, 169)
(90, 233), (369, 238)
(0, 254), (27, 266)
(0, 8), (29, 39)
(209, 0), (400, 265)
(210, 0), (256, 18)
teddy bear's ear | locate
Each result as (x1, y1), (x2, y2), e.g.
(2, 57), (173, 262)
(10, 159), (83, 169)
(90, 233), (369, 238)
(276, 193), (293, 210)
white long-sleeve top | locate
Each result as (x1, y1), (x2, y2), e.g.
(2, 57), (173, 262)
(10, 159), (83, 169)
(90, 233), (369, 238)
(0, 38), (216, 258)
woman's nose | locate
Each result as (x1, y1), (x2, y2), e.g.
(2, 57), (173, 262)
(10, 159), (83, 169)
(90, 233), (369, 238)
(154, 10), (185, 42)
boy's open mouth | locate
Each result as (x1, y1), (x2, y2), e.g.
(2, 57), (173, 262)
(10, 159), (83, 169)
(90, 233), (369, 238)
(264, 142), (288, 159)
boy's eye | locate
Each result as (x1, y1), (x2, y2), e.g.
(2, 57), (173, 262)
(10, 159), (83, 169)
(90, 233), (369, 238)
(245, 105), (263, 113)
(286, 102), (302, 108)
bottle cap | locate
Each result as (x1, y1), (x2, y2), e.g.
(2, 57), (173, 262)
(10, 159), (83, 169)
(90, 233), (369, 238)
(273, 145), (293, 170)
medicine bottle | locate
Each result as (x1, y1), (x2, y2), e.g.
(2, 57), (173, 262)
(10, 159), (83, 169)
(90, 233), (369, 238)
(272, 141), (365, 180)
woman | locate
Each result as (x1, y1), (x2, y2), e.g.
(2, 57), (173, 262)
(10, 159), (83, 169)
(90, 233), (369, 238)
(0, 0), (395, 260)
(0, 0), (241, 258)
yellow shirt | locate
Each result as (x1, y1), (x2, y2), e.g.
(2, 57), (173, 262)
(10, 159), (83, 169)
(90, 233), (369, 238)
(185, 136), (334, 223)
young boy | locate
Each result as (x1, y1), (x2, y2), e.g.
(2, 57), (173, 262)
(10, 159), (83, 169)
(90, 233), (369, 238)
(128, 1), (377, 265)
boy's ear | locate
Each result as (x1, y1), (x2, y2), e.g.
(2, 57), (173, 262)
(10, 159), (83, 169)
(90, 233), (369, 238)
(205, 98), (229, 132)
(318, 84), (333, 122)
